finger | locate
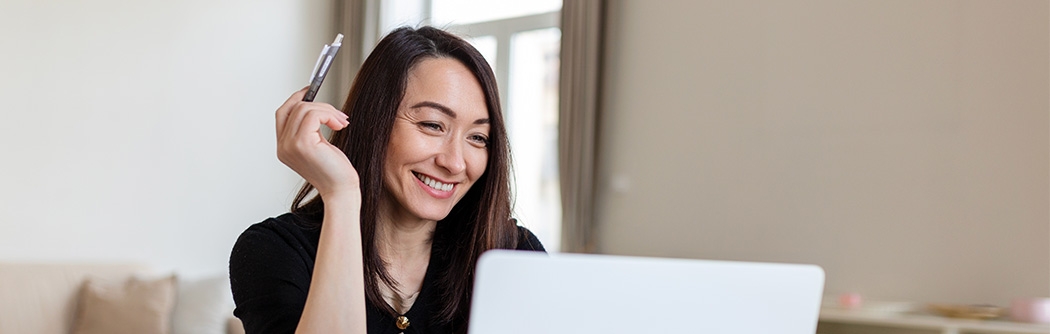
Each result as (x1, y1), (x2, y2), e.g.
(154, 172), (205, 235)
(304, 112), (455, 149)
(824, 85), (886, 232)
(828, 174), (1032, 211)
(275, 87), (311, 137)
(282, 102), (345, 145)
(282, 102), (311, 144)
(317, 102), (349, 127)
(277, 103), (314, 166)
(323, 110), (350, 131)
(299, 107), (351, 142)
(330, 106), (349, 129)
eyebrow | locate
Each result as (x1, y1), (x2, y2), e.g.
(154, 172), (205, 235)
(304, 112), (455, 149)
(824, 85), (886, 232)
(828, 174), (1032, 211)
(411, 101), (489, 125)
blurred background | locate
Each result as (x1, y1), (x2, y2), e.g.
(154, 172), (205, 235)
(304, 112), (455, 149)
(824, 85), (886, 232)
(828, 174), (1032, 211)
(0, 0), (1046, 329)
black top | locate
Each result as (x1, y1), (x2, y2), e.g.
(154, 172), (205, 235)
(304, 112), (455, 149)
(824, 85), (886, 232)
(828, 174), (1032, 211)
(229, 212), (545, 334)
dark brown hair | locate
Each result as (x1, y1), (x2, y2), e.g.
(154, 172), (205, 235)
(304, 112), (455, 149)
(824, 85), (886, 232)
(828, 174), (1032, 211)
(290, 26), (518, 329)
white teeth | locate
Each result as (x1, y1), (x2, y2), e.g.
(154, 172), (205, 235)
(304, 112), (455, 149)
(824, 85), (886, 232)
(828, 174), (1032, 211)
(416, 173), (453, 192)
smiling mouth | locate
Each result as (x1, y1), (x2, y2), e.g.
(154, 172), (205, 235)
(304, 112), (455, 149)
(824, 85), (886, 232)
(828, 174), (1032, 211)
(413, 172), (454, 192)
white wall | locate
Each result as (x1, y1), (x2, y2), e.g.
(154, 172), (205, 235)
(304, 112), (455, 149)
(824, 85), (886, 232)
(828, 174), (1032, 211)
(0, 0), (336, 278)
(598, 0), (1048, 307)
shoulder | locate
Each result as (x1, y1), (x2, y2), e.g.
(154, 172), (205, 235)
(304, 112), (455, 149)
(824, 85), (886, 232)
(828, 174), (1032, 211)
(232, 213), (320, 253)
(514, 224), (546, 252)
(229, 212), (322, 275)
(229, 213), (321, 333)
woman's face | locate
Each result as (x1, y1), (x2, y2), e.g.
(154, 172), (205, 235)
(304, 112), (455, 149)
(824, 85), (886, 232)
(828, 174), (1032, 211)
(381, 57), (490, 223)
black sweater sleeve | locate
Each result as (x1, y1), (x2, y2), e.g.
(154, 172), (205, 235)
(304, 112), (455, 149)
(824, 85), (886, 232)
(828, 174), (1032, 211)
(229, 217), (318, 334)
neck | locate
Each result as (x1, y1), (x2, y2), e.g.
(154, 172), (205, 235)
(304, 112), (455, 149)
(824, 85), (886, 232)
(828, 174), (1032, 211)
(376, 217), (435, 261)
(376, 199), (436, 263)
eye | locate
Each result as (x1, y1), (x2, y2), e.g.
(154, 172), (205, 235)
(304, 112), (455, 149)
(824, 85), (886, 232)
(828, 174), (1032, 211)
(418, 122), (443, 132)
(469, 134), (489, 147)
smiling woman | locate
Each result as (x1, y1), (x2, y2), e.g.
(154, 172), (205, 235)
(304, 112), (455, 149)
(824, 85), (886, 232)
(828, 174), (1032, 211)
(228, 27), (545, 334)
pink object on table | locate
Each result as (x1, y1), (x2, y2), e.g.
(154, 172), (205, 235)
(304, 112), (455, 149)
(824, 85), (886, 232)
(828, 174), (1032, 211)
(1011, 298), (1050, 323)
(839, 293), (863, 309)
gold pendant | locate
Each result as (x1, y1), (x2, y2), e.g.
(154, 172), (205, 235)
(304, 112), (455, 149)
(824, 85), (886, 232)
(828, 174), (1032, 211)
(396, 315), (410, 330)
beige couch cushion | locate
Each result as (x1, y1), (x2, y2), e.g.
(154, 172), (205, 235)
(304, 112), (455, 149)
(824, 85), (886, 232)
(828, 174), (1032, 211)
(72, 274), (177, 334)
(172, 275), (235, 334)
(228, 317), (246, 334)
(0, 263), (146, 334)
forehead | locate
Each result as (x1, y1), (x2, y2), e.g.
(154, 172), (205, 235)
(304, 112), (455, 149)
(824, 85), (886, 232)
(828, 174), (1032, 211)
(401, 57), (489, 119)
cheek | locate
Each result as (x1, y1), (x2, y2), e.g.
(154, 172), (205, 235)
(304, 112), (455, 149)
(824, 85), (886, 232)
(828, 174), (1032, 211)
(386, 128), (430, 166)
(382, 143), (404, 179)
(466, 149), (489, 181)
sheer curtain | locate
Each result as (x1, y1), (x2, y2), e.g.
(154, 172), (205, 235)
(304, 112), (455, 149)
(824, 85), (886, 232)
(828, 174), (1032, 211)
(332, 0), (369, 107)
(557, 0), (604, 253)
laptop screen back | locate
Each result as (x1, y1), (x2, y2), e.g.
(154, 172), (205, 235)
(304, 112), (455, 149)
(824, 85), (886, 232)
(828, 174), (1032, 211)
(469, 250), (825, 334)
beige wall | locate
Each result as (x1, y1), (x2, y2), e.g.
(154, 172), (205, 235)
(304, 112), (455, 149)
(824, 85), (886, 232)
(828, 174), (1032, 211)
(0, 0), (337, 277)
(597, 0), (1048, 306)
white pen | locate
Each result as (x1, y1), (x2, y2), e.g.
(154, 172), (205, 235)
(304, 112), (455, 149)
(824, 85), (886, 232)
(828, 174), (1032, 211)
(303, 33), (344, 102)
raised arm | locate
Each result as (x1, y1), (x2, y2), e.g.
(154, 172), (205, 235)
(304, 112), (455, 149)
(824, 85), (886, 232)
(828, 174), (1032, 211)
(275, 88), (367, 334)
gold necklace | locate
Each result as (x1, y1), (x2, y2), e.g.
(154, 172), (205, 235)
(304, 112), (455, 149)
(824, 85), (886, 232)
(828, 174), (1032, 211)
(396, 315), (410, 330)
(391, 291), (411, 330)
(385, 282), (417, 331)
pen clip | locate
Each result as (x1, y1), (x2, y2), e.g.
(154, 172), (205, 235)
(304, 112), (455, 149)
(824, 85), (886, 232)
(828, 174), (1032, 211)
(308, 44), (332, 83)
(307, 34), (343, 83)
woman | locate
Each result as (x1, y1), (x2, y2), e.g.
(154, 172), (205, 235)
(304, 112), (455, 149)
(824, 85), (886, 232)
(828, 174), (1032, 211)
(229, 26), (545, 334)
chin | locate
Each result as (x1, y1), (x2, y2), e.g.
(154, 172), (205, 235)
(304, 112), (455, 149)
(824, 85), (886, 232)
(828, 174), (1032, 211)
(411, 205), (455, 222)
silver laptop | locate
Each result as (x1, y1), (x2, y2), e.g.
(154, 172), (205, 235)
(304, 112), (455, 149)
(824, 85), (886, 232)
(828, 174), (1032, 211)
(469, 250), (825, 334)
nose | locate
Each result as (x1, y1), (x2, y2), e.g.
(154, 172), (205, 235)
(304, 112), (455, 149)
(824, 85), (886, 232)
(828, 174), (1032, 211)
(435, 140), (467, 176)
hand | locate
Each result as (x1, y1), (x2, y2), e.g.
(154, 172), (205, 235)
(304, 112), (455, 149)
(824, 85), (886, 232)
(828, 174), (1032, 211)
(275, 87), (360, 200)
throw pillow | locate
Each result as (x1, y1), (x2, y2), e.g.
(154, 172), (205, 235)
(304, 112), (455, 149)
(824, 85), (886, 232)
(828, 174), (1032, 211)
(72, 274), (177, 334)
(171, 275), (235, 334)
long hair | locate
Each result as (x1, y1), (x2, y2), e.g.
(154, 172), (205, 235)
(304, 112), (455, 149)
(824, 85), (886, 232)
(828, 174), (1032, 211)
(290, 26), (518, 329)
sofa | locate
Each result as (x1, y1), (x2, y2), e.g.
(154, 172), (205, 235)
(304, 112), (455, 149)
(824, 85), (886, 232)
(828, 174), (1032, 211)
(0, 262), (244, 334)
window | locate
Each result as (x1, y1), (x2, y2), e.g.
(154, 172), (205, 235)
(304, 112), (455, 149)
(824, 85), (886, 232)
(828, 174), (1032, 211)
(374, 0), (563, 252)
